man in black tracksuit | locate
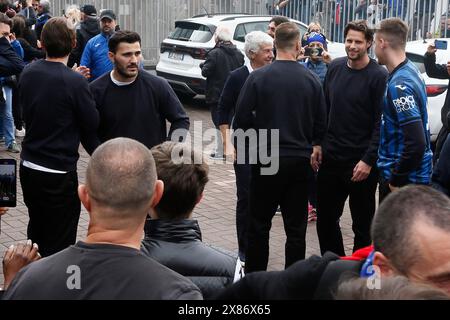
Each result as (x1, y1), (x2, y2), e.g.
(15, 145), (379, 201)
(19, 18), (99, 257)
(234, 22), (326, 273)
(317, 21), (388, 256)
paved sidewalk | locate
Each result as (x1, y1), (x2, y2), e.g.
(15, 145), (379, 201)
(0, 100), (355, 287)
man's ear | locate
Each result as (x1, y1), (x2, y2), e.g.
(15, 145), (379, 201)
(150, 180), (164, 209)
(108, 51), (114, 63)
(196, 192), (203, 206)
(373, 251), (397, 277)
(78, 184), (91, 212)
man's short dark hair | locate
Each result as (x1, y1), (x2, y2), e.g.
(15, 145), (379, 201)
(274, 22), (300, 51)
(371, 186), (450, 275)
(270, 15), (289, 27)
(376, 17), (409, 50)
(344, 20), (374, 43)
(151, 142), (209, 219)
(108, 30), (141, 53)
(41, 17), (75, 58)
(87, 138), (157, 214)
(0, 12), (12, 27)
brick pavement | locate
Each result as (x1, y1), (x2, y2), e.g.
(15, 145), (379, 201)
(0, 99), (355, 287)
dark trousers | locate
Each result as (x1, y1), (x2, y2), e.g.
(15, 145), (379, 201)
(20, 164), (81, 257)
(234, 161), (251, 262)
(207, 102), (223, 155)
(316, 162), (378, 256)
(12, 85), (23, 130)
(308, 167), (317, 208)
(245, 157), (309, 273)
(378, 176), (392, 204)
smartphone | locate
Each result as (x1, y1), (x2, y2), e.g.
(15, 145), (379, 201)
(0, 159), (17, 208)
(304, 47), (323, 57)
(435, 40), (448, 50)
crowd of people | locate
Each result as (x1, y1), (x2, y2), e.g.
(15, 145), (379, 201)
(0, 0), (449, 301)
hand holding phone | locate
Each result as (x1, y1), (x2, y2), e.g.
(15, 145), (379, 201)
(304, 47), (323, 57)
(435, 40), (448, 50)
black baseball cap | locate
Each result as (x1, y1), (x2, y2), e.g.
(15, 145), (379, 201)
(100, 9), (116, 21)
(81, 4), (97, 17)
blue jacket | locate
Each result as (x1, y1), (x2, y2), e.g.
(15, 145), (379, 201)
(300, 60), (328, 85)
(80, 33), (113, 81)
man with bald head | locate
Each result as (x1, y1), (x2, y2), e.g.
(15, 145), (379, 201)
(3, 138), (202, 300)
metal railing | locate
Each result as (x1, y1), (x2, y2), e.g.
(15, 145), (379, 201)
(273, 0), (450, 43)
(48, 1), (450, 65)
(51, 0), (267, 66)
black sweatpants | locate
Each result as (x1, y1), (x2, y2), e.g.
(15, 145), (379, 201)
(316, 161), (378, 256)
(20, 164), (81, 257)
(245, 157), (309, 273)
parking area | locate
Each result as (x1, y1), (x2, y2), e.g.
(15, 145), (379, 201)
(0, 99), (356, 287)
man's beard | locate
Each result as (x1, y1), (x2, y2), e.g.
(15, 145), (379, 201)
(102, 27), (114, 36)
(116, 62), (138, 79)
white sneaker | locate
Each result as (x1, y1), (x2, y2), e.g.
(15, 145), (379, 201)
(15, 128), (25, 137)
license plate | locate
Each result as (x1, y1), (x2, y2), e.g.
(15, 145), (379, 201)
(168, 52), (184, 61)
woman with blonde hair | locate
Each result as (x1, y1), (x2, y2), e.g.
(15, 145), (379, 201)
(64, 5), (80, 29)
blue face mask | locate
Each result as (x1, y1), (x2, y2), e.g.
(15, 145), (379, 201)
(360, 250), (376, 278)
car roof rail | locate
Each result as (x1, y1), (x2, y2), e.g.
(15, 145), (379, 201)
(220, 14), (272, 21)
(191, 13), (252, 18)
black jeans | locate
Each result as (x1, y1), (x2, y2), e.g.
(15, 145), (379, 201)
(245, 157), (309, 273)
(234, 161), (251, 262)
(317, 161), (378, 256)
(20, 164), (81, 257)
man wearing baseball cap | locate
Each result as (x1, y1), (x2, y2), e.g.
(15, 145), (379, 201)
(80, 9), (117, 81)
(80, 4), (96, 17)
(68, 4), (100, 67)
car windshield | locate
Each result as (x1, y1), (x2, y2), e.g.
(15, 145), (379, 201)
(169, 22), (213, 42)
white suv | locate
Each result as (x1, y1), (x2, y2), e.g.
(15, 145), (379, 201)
(156, 14), (346, 99)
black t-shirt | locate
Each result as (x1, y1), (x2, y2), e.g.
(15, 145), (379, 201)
(322, 57), (388, 166)
(3, 242), (202, 300)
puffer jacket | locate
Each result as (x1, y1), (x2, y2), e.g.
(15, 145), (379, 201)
(201, 41), (244, 104)
(141, 219), (240, 299)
